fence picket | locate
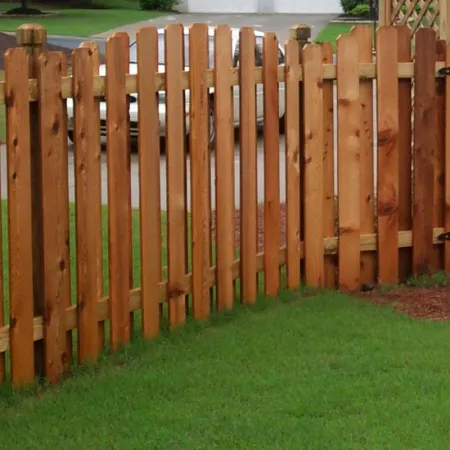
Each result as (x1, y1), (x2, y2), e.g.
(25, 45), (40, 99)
(397, 26), (413, 282)
(285, 39), (301, 290)
(352, 26), (376, 285)
(337, 34), (361, 291)
(38, 52), (71, 383)
(137, 27), (161, 337)
(377, 26), (399, 285)
(303, 43), (324, 287)
(79, 41), (104, 350)
(263, 32), (280, 296)
(320, 43), (336, 290)
(446, 41), (450, 273)
(433, 39), (446, 272)
(413, 28), (437, 276)
(73, 47), (102, 364)
(189, 23), (211, 318)
(106, 34), (131, 347)
(239, 28), (258, 304)
(165, 24), (187, 325)
(5, 48), (34, 385)
(214, 25), (234, 311)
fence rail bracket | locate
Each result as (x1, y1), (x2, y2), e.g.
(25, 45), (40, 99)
(438, 67), (450, 76)
(437, 232), (450, 241)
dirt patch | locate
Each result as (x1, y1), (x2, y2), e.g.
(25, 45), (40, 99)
(211, 203), (287, 252)
(361, 287), (450, 321)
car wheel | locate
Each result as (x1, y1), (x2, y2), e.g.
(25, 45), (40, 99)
(68, 130), (74, 143)
(208, 99), (216, 150)
(279, 114), (285, 135)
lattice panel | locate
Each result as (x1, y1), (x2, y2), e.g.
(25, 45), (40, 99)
(390, 0), (440, 36)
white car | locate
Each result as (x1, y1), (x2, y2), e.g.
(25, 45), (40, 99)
(66, 27), (286, 146)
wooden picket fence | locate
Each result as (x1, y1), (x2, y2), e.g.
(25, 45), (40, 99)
(0, 22), (449, 387)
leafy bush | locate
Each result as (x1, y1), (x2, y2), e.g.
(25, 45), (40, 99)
(140, 0), (179, 10)
(340, 0), (368, 14)
(350, 4), (370, 17)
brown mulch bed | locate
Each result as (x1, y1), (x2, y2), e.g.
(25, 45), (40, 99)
(361, 288), (450, 321)
(211, 203), (287, 253)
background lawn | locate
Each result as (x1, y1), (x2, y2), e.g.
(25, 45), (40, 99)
(1, 292), (450, 448)
(315, 22), (370, 51)
(0, 1), (167, 36)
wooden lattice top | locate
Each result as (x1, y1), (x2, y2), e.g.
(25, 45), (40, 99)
(390, 0), (440, 36)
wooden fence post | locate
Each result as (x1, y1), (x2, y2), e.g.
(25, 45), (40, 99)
(289, 24), (310, 274)
(378, 0), (392, 26)
(16, 24), (47, 378)
(441, 0), (450, 40)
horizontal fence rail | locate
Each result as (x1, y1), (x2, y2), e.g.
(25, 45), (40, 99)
(0, 22), (449, 387)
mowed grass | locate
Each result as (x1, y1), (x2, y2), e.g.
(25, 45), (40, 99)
(0, 1), (167, 36)
(315, 23), (368, 51)
(1, 292), (450, 448)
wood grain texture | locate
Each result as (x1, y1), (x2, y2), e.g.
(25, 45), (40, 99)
(189, 24), (211, 318)
(397, 26), (413, 281)
(239, 28), (258, 304)
(79, 41), (104, 350)
(413, 28), (437, 276)
(377, 26), (399, 285)
(105, 35), (131, 347)
(352, 26), (375, 285)
(73, 47), (102, 363)
(136, 27), (161, 337)
(214, 25), (235, 311)
(320, 43), (336, 289)
(303, 43), (324, 288)
(446, 41), (450, 273)
(5, 48), (35, 385)
(337, 34), (361, 291)
(38, 52), (71, 384)
(433, 39), (446, 271)
(263, 32), (280, 296)
(284, 39), (301, 290)
(165, 24), (187, 325)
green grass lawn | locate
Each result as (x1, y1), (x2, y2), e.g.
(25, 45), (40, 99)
(1, 292), (450, 448)
(315, 23), (359, 51)
(0, 1), (168, 36)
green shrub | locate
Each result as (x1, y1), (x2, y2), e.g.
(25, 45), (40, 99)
(139, 0), (179, 10)
(350, 4), (370, 17)
(340, 0), (368, 14)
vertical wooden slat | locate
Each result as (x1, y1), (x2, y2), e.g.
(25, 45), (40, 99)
(215, 25), (234, 311)
(397, 26), (413, 282)
(106, 35), (131, 348)
(445, 41), (450, 273)
(413, 28), (437, 276)
(303, 43), (324, 288)
(377, 26), (399, 285)
(285, 39), (301, 290)
(165, 24), (187, 325)
(38, 52), (70, 384)
(111, 31), (134, 334)
(352, 25), (375, 285)
(320, 42), (336, 289)
(137, 27), (161, 338)
(59, 53), (72, 366)
(5, 48), (35, 385)
(263, 32), (280, 296)
(433, 39), (446, 272)
(336, 34), (361, 291)
(239, 28), (257, 304)
(73, 47), (102, 363)
(189, 23), (211, 319)
(79, 41), (104, 350)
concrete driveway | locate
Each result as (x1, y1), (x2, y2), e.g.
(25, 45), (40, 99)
(92, 13), (336, 43)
